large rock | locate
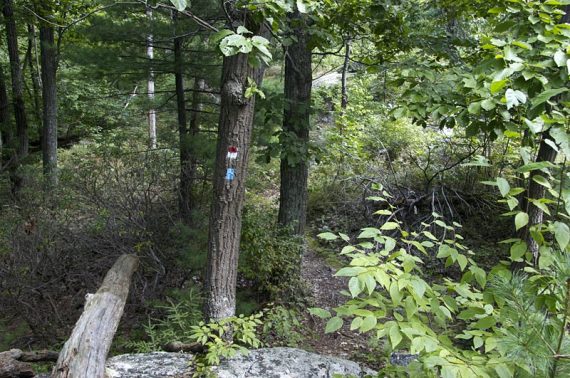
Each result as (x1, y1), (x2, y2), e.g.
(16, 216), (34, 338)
(104, 348), (375, 378)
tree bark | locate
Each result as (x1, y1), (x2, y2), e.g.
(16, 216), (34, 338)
(278, 13), (312, 235)
(203, 11), (267, 320)
(40, 24), (58, 188)
(519, 135), (557, 265)
(0, 350), (34, 378)
(517, 5), (568, 266)
(340, 37), (351, 110)
(146, 6), (157, 149)
(26, 24), (43, 128)
(0, 63), (10, 165)
(52, 254), (139, 378)
(2, 0), (29, 161)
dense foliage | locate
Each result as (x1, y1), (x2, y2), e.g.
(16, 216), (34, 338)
(0, 0), (568, 377)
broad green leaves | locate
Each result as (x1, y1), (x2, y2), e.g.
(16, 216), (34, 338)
(214, 27), (273, 66)
(169, 0), (187, 11)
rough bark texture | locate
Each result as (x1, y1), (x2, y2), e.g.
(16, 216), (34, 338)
(146, 7), (157, 149)
(0, 63), (9, 164)
(204, 50), (258, 321)
(26, 24), (42, 128)
(340, 38), (351, 110)
(173, 17), (192, 223)
(40, 24), (58, 188)
(180, 77), (204, 223)
(2, 0), (28, 160)
(204, 9), (268, 320)
(51, 254), (139, 378)
(278, 14), (312, 235)
(521, 135), (557, 264)
(0, 349), (34, 378)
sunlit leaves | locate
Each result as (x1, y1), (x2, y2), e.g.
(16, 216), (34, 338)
(514, 212), (529, 231)
(505, 88), (527, 109)
(169, 0), (187, 11)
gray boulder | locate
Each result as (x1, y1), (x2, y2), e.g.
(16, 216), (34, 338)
(105, 348), (375, 378)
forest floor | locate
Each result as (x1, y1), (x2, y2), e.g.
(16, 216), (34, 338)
(299, 246), (382, 369)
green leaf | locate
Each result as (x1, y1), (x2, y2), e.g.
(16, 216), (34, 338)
(349, 276), (362, 297)
(358, 228), (380, 238)
(380, 222), (399, 230)
(210, 29), (234, 44)
(318, 232), (338, 241)
(350, 317), (363, 331)
(481, 98), (496, 110)
(490, 79), (507, 94)
(554, 50), (568, 67)
(472, 316), (496, 329)
(296, 0), (307, 13)
(515, 212), (529, 231)
(510, 241), (527, 260)
(523, 117), (544, 134)
(497, 177), (510, 197)
(308, 308), (331, 319)
(468, 102), (481, 114)
(325, 317), (343, 333)
(340, 245), (356, 255)
(389, 281), (402, 305)
(360, 315), (377, 333)
(457, 254), (468, 271)
(531, 88), (569, 109)
(554, 222), (570, 250)
(389, 325), (403, 348)
(336, 267), (367, 277)
(505, 89), (527, 110)
(494, 364), (514, 378)
(170, 0), (187, 11)
(532, 175), (551, 189)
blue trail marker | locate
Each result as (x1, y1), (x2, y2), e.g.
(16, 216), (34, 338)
(225, 168), (235, 182)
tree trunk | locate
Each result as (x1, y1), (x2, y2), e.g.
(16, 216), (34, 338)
(0, 350), (34, 378)
(340, 37), (351, 110)
(2, 0), (29, 161)
(26, 24), (43, 128)
(40, 24), (58, 188)
(0, 63), (10, 165)
(52, 254), (139, 378)
(278, 13), (312, 235)
(517, 6), (568, 267)
(146, 6), (157, 149)
(519, 135), (557, 265)
(203, 12), (267, 320)
(179, 77), (204, 224)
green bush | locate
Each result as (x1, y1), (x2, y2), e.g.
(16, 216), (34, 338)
(239, 196), (305, 303)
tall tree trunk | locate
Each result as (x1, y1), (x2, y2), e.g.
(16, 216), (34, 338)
(146, 6), (157, 149)
(519, 135), (557, 265)
(0, 64), (10, 164)
(340, 37), (351, 110)
(26, 24), (42, 127)
(2, 0), (29, 161)
(278, 13), (312, 235)
(39, 24), (58, 188)
(517, 6), (568, 267)
(204, 12), (267, 321)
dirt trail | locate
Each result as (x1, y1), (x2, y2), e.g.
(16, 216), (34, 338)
(300, 248), (372, 361)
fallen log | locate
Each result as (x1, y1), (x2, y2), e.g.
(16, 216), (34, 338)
(0, 349), (33, 378)
(18, 350), (59, 363)
(162, 341), (204, 354)
(51, 254), (139, 378)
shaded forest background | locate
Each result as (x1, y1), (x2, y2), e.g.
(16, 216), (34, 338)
(0, 0), (569, 377)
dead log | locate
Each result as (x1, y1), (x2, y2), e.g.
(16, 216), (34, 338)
(51, 254), (139, 378)
(18, 350), (59, 363)
(162, 341), (204, 354)
(0, 349), (33, 378)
